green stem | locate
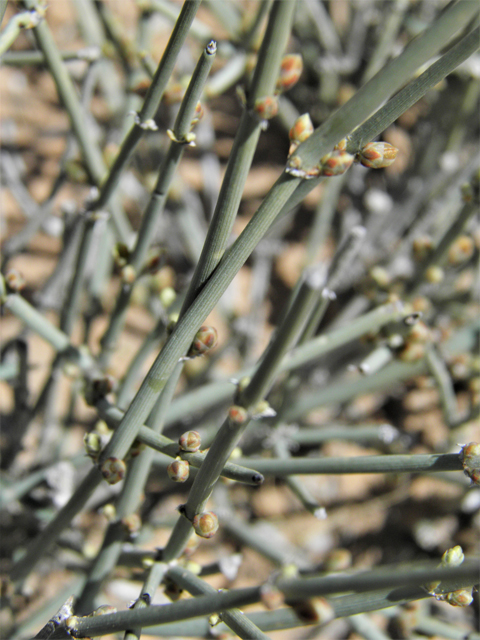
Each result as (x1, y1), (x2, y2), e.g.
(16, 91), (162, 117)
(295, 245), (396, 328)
(66, 562), (478, 636)
(180, 0), (297, 314)
(2, 46), (100, 64)
(235, 452), (463, 476)
(161, 262), (324, 561)
(96, 399), (263, 486)
(89, 0), (202, 211)
(10, 467), (103, 583)
(99, 40), (216, 363)
(166, 565), (270, 640)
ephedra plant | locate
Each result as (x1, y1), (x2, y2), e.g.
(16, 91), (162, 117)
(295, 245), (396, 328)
(0, 0), (479, 638)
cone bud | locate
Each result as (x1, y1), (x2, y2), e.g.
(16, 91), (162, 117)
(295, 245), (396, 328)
(193, 511), (219, 538)
(448, 235), (474, 265)
(228, 405), (248, 424)
(167, 458), (190, 483)
(188, 326), (218, 357)
(319, 150), (354, 177)
(100, 457), (126, 485)
(425, 265), (444, 284)
(276, 54), (303, 93)
(190, 101), (204, 130)
(357, 142), (398, 169)
(288, 113), (314, 155)
(5, 269), (26, 293)
(445, 588), (474, 607)
(179, 430), (201, 452)
(253, 95), (279, 120)
(121, 513), (142, 535)
(441, 545), (464, 567)
(84, 432), (102, 461)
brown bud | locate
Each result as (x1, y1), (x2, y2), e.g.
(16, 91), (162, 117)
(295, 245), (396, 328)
(193, 511), (219, 538)
(167, 459), (190, 483)
(407, 321), (432, 344)
(276, 54), (303, 93)
(100, 457), (126, 485)
(448, 235), (474, 265)
(228, 405), (248, 424)
(128, 439), (146, 458)
(188, 326), (218, 357)
(5, 269), (26, 293)
(179, 431), (201, 452)
(121, 513), (142, 535)
(288, 113), (314, 155)
(445, 588), (474, 607)
(319, 150), (354, 177)
(253, 95), (279, 120)
(412, 235), (434, 262)
(357, 142), (398, 169)
(398, 341), (425, 362)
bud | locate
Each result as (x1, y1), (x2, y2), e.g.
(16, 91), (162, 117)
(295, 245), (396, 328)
(412, 235), (433, 262)
(128, 439), (146, 458)
(276, 54), (303, 93)
(159, 286), (176, 309)
(187, 326), (218, 357)
(167, 458), (190, 483)
(407, 320), (431, 344)
(319, 150), (354, 177)
(100, 457), (126, 485)
(448, 235), (474, 265)
(425, 265), (444, 284)
(113, 242), (130, 268)
(460, 442), (480, 485)
(101, 503), (116, 521)
(121, 513), (142, 536)
(398, 341), (425, 362)
(163, 577), (183, 601)
(209, 613), (221, 627)
(84, 375), (116, 405)
(5, 269), (26, 292)
(357, 142), (398, 169)
(253, 95), (279, 121)
(228, 405), (248, 424)
(190, 101), (204, 130)
(445, 588), (474, 607)
(193, 511), (219, 538)
(121, 264), (136, 284)
(179, 431), (201, 452)
(441, 545), (464, 567)
(292, 598), (334, 624)
(288, 113), (314, 155)
(84, 432), (102, 461)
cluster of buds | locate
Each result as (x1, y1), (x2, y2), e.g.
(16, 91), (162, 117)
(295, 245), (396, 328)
(186, 325), (218, 358)
(448, 235), (474, 266)
(100, 456), (126, 485)
(228, 404), (248, 425)
(460, 442), (480, 485)
(192, 511), (219, 539)
(425, 545), (474, 607)
(356, 141), (398, 169)
(167, 458), (190, 483)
